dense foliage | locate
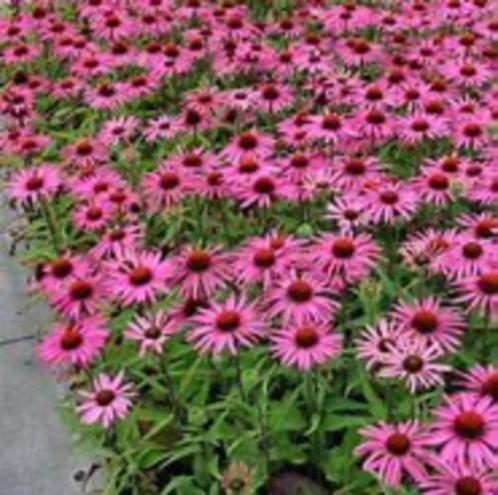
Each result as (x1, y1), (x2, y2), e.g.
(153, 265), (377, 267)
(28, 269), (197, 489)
(1, 0), (498, 493)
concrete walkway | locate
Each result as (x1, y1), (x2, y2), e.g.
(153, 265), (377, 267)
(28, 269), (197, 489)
(0, 198), (90, 495)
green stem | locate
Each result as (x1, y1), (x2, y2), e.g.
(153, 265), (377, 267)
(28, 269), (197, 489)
(233, 354), (247, 402)
(158, 353), (184, 423)
(40, 197), (62, 254)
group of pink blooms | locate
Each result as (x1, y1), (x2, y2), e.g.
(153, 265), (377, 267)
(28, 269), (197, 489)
(2, 0), (498, 491)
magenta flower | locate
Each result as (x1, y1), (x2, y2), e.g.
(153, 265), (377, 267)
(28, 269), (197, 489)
(187, 296), (265, 355)
(125, 310), (177, 357)
(427, 393), (498, 469)
(8, 164), (61, 204)
(106, 249), (168, 306)
(271, 320), (342, 370)
(391, 297), (466, 352)
(356, 421), (432, 487)
(38, 315), (109, 368)
(459, 365), (498, 403)
(77, 371), (135, 429)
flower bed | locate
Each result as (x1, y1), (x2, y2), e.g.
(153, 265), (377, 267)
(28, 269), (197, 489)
(2, 0), (498, 493)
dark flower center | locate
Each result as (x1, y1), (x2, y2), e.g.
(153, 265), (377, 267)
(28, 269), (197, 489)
(70, 280), (93, 300)
(332, 238), (356, 258)
(261, 85), (280, 101)
(185, 109), (202, 126)
(144, 327), (161, 339)
(462, 242), (483, 259)
(239, 156), (259, 173)
(26, 176), (44, 191)
(322, 115), (341, 130)
(96, 390), (115, 406)
(455, 477), (482, 495)
(51, 258), (73, 278)
(411, 310), (438, 334)
(463, 124), (482, 138)
(254, 177), (275, 194)
(366, 87), (383, 101)
(385, 433), (411, 456)
(287, 280), (313, 302)
(478, 273), (498, 294)
(160, 172), (180, 190)
(98, 84), (115, 97)
(454, 411), (485, 439)
(294, 326), (319, 348)
(345, 159), (366, 175)
(183, 154), (202, 168)
(86, 207), (103, 221)
(253, 248), (275, 268)
(366, 111), (386, 125)
(412, 119), (429, 132)
(186, 250), (211, 272)
(344, 209), (359, 220)
(60, 325), (83, 350)
(475, 220), (498, 238)
(380, 190), (399, 204)
(403, 355), (424, 373)
(129, 266), (153, 286)
(425, 100), (444, 115)
(481, 374), (498, 401)
(216, 310), (241, 332)
(207, 172), (223, 186)
(76, 142), (93, 156)
(441, 157), (460, 173)
(238, 133), (258, 150)
(428, 173), (449, 190)
(109, 229), (126, 241)
(290, 154), (309, 169)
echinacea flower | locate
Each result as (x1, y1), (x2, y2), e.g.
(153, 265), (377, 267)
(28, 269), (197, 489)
(356, 421), (432, 487)
(77, 371), (135, 428)
(266, 270), (339, 325)
(459, 365), (498, 403)
(312, 232), (380, 283)
(125, 310), (177, 356)
(378, 338), (450, 393)
(419, 459), (498, 495)
(38, 315), (109, 368)
(187, 296), (265, 355)
(427, 393), (498, 469)
(391, 297), (466, 352)
(457, 270), (498, 319)
(167, 246), (232, 299)
(271, 320), (342, 370)
(106, 250), (168, 306)
(8, 164), (61, 204)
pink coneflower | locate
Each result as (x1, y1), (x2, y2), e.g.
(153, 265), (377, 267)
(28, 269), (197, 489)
(167, 246), (232, 299)
(49, 272), (108, 319)
(331, 155), (382, 191)
(8, 164), (61, 204)
(91, 224), (144, 260)
(468, 173), (498, 206)
(356, 319), (406, 371)
(232, 236), (293, 289)
(106, 249), (168, 306)
(3, 43), (41, 64)
(77, 371), (135, 428)
(356, 421), (432, 487)
(38, 254), (92, 292)
(446, 60), (491, 87)
(427, 393), (498, 469)
(379, 338), (450, 392)
(252, 82), (294, 113)
(399, 113), (448, 145)
(419, 460), (498, 495)
(459, 365), (498, 403)
(362, 181), (419, 224)
(271, 320), (342, 370)
(72, 201), (114, 232)
(143, 115), (179, 143)
(457, 270), (498, 319)
(141, 166), (191, 212)
(433, 234), (494, 279)
(412, 170), (455, 206)
(325, 193), (368, 233)
(187, 296), (265, 355)
(234, 172), (291, 209)
(222, 130), (274, 162)
(458, 213), (498, 240)
(312, 232), (380, 283)
(455, 119), (489, 149)
(63, 138), (109, 168)
(125, 310), (177, 356)
(391, 297), (466, 352)
(38, 315), (109, 368)
(266, 270), (339, 325)
(308, 112), (351, 145)
(98, 116), (139, 146)
(85, 81), (127, 110)
(354, 108), (394, 145)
